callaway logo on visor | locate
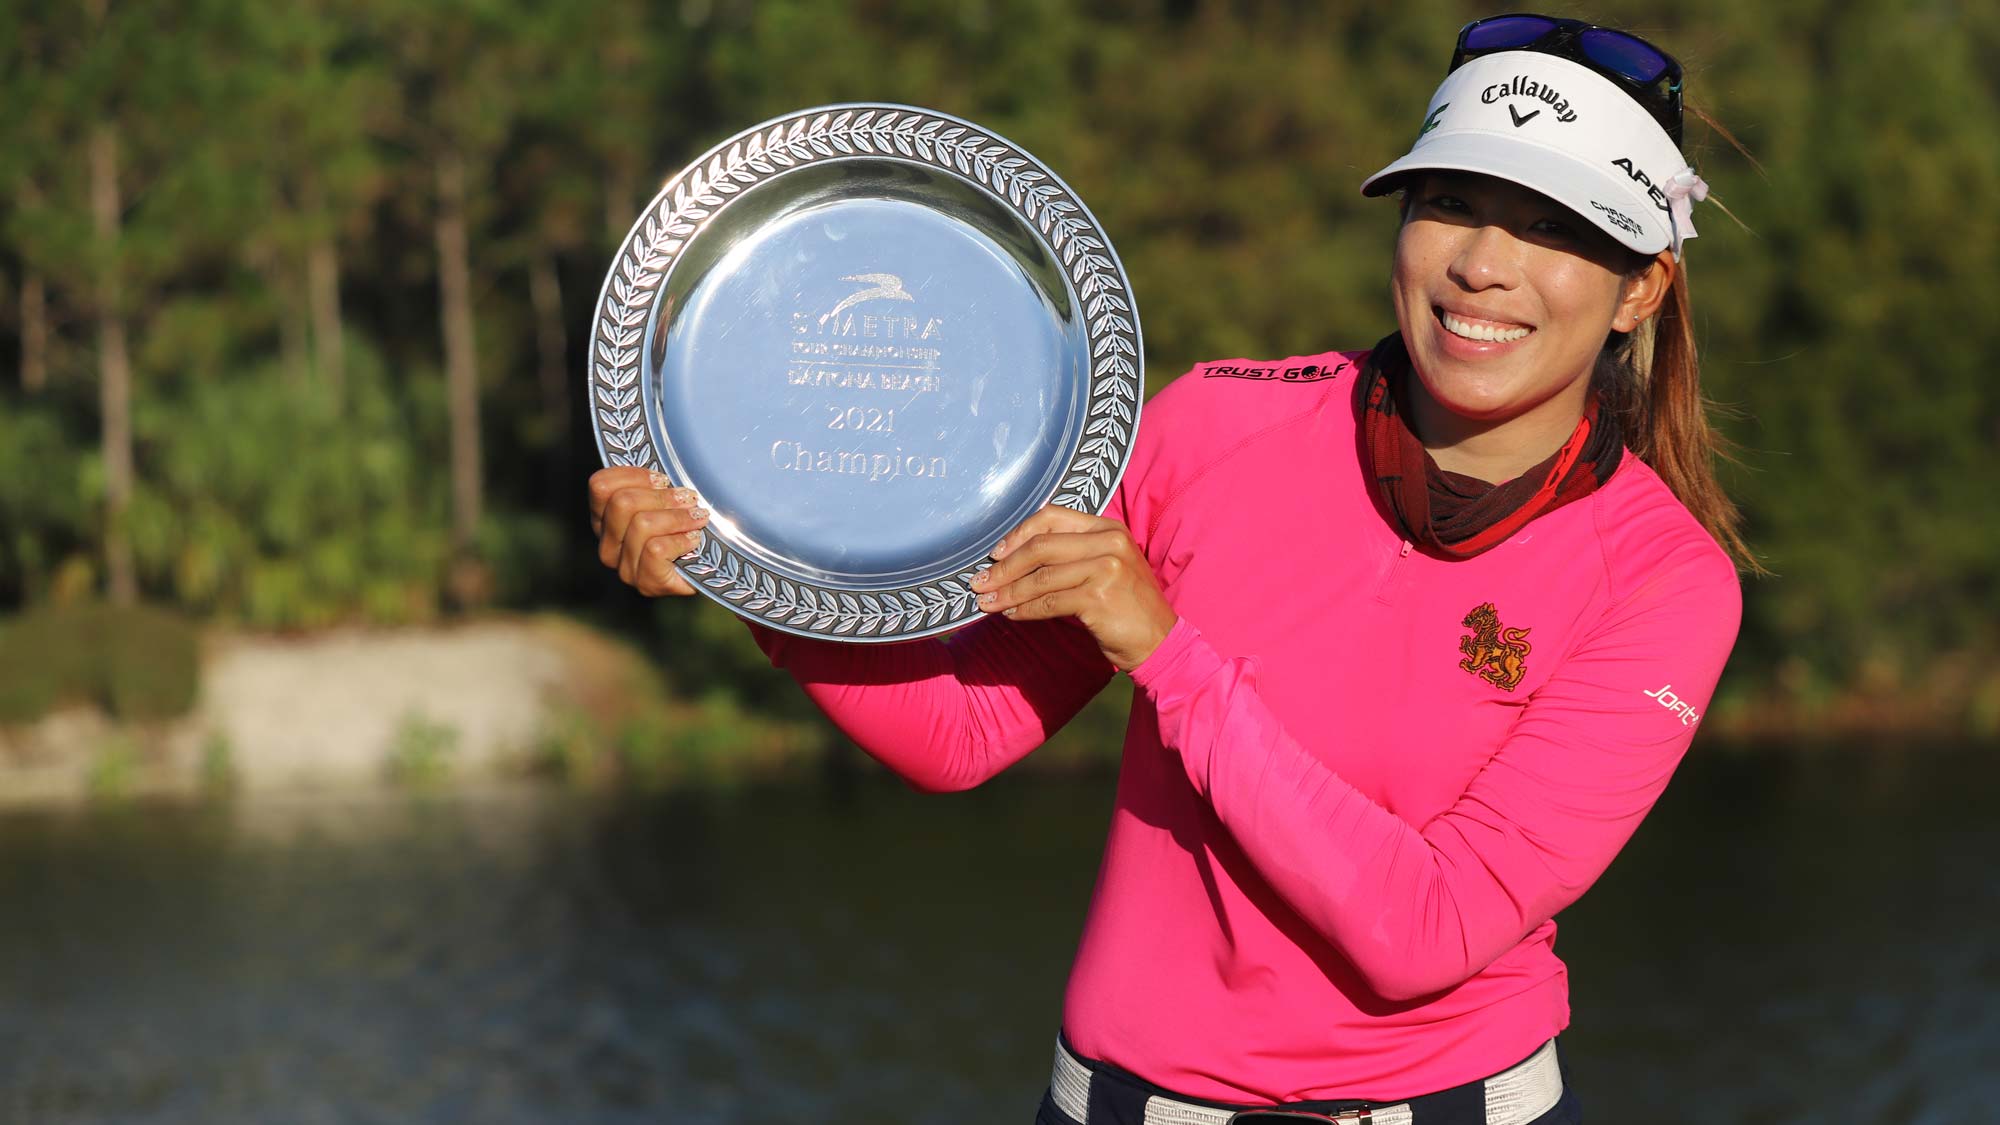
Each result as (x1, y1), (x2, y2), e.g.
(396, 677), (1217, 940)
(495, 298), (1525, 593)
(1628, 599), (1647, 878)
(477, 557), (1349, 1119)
(1480, 74), (1579, 123)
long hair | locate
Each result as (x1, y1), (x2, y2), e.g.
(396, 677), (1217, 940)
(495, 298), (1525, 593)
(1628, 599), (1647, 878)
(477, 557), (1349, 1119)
(1593, 265), (1764, 573)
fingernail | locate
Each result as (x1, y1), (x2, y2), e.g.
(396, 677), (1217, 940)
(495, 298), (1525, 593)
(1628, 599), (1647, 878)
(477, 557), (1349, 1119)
(991, 539), (1008, 558)
(969, 570), (987, 588)
(978, 592), (995, 606)
(691, 507), (709, 521)
(674, 487), (698, 506)
(649, 471), (673, 490)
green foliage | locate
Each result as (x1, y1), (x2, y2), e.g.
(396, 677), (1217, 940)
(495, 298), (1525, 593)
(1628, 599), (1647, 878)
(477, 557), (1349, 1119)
(0, 605), (200, 724)
(199, 731), (239, 798)
(127, 348), (460, 629)
(526, 620), (822, 792)
(0, 400), (92, 604)
(531, 693), (819, 792)
(533, 703), (613, 787)
(86, 733), (141, 803)
(384, 712), (460, 788)
(650, 690), (797, 787)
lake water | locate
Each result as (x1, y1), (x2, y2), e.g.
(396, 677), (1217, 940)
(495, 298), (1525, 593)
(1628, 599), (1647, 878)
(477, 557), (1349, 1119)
(1, 745), (1994, 1124)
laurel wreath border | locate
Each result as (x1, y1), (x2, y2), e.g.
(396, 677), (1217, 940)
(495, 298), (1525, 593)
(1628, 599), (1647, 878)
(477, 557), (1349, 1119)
(588, 106), (1142, 641)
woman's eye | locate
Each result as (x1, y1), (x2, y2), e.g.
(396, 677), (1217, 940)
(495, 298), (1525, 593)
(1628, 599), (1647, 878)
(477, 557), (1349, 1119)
(1533, 218), (1577, 239)
(1423, 194), (1469, 213)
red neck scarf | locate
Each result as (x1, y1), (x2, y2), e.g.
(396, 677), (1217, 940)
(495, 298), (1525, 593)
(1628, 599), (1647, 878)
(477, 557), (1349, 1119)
(1361, 333), (1622, 559)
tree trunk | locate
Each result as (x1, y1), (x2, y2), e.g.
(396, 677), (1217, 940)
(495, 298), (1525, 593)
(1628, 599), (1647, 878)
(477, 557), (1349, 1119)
(304, 174), (344, 393)
(278, 267), (308, 385)
(16, 175), (50, 393)
(90, 125), (137, 606)
(435, 147), (482, 564)
(20, 268), (46, 393)
(529, 252), (570, 449)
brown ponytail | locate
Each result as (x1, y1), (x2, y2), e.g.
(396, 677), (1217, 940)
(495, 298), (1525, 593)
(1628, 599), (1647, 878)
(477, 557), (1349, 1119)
(1594, 267), (1765, 573)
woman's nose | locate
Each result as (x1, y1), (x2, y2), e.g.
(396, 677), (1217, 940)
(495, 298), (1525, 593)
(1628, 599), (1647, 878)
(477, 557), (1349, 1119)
(1449, 224), (1521, 291)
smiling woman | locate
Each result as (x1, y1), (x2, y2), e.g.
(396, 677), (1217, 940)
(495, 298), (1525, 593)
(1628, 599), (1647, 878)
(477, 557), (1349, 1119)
(590, 14), (1750, 1125)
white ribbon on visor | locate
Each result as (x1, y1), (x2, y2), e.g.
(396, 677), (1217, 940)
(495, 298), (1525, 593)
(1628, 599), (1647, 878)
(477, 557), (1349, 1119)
(1664, 167), (1709, 260)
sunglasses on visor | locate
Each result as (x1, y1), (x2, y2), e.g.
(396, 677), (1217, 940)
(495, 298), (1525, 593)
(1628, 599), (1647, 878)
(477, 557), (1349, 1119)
(1449, 13), (1684, 145)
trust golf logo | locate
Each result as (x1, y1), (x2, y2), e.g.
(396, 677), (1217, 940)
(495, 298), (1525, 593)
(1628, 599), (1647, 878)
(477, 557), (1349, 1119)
(1643, 683), (1701, 727)
(1201, 359), (1352, 383)
(1480, 76), (1578, 123)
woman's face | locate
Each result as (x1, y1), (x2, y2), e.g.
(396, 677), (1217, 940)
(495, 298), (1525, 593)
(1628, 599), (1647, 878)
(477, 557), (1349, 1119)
(1391, 172), (1671, 460)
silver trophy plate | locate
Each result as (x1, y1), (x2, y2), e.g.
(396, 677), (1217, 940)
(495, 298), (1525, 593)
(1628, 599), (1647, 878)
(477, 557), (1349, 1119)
(590, 105), (1143, 641)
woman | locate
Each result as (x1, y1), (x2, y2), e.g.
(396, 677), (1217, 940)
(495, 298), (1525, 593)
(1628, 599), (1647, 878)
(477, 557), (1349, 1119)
(589, 15), (1747, 1123)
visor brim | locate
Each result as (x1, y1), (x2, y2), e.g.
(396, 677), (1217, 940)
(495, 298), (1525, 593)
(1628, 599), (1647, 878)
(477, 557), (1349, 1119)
(1360, 133), (1670, 256)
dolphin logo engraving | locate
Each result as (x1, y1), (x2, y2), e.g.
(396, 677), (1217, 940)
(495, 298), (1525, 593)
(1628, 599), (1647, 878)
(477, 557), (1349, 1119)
(821, 273), (915, 325)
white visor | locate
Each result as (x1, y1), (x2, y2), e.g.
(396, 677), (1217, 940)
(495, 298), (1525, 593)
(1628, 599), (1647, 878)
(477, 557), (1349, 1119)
(1361, 52), (1705, 259)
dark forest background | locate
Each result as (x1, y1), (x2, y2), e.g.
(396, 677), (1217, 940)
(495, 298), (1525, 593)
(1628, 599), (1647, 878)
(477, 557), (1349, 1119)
(3, 0), (1996, 738)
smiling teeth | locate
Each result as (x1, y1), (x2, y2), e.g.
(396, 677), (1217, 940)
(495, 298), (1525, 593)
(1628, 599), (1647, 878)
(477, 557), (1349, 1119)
(1443, 312), (1531, 343)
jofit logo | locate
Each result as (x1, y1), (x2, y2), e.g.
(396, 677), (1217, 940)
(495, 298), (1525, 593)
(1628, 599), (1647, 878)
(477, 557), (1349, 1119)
(1643, 683), (1701, 727)
(1590, 201), (1643, 238)
(1481, 76), (1579, 124)
(1611, 157), (1671, 214)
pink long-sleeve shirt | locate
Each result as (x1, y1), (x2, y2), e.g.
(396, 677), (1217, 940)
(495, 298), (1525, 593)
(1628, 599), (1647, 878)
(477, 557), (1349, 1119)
(750, 348), (1741, 1103)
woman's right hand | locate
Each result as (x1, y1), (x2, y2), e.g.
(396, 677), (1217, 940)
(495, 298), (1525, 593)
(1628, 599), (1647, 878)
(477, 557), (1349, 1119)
(587, 467), (711, 597)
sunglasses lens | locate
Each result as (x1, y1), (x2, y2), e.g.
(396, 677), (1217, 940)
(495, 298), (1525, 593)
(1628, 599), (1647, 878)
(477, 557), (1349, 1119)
(1462, 15), (1559, 52)
(1577, 29), (1671, 84)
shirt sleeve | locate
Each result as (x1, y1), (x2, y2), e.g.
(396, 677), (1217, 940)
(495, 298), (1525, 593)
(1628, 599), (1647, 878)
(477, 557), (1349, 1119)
(1131, 556), (1741, 1002)
(750, 612), (1114, 792)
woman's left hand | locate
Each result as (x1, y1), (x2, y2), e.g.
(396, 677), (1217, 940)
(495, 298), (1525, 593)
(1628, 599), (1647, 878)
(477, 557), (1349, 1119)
(969, 504), (1178, 672)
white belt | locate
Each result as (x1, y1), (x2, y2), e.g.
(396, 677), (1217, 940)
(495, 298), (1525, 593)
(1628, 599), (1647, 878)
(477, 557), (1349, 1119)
(1049, 1037), (1564, 1125)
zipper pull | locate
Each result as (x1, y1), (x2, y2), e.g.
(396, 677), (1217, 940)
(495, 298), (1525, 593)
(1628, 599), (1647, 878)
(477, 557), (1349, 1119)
(1400, 540), (1413, 558)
